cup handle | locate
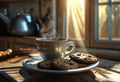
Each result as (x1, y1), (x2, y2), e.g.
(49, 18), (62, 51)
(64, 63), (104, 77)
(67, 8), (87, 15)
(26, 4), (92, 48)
(65, 41), (75, 54)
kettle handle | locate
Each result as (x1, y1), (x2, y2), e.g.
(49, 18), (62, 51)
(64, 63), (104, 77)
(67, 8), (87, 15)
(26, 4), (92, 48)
(0, 13), (10, 25)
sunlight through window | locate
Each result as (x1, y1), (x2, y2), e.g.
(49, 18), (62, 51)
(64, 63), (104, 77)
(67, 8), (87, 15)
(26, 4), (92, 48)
(67, 0), (87, 48)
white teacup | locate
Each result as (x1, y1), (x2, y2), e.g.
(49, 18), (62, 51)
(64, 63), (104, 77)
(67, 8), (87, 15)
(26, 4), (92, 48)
(36, 38), (75, 60)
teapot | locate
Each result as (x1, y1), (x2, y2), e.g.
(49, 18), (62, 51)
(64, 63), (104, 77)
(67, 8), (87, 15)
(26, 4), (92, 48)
(0, 10), (40, 36)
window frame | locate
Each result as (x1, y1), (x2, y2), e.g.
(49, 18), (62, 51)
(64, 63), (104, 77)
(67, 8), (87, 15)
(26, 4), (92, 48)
(90, 0), (120, 50)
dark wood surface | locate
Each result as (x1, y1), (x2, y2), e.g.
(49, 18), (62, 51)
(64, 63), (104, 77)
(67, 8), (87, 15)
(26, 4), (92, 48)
(0, 52), (120, 82)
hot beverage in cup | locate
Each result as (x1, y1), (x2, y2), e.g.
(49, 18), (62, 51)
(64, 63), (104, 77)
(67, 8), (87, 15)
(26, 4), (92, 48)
(36, 38), (75, 60)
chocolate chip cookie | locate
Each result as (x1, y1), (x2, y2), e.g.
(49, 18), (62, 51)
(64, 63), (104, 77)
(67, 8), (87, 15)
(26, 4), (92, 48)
(70, 52), (98, 64)
(37, 60), (53, 69)
(52, 58), (79, 70)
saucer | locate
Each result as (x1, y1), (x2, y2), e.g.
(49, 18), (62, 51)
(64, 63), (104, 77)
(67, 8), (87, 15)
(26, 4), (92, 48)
(22, 56), (99, 74)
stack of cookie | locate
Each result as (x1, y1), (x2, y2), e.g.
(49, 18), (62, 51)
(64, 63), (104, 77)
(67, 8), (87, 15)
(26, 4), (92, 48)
(0, 49), (12, 57)
(37, 52), (98, 70)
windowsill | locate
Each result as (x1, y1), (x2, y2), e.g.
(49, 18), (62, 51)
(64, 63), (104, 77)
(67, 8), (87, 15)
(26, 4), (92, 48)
(76, 48), (120, 61)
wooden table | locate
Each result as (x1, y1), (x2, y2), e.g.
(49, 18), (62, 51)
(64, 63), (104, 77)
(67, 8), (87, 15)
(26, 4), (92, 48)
(0, 52), (120, 82)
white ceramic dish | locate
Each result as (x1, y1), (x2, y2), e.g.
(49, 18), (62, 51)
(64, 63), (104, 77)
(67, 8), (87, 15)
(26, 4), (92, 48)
(22, 56), (99, 74)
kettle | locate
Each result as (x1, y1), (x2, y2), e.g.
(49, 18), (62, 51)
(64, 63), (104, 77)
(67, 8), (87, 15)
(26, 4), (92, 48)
(0, 11), (40, 36)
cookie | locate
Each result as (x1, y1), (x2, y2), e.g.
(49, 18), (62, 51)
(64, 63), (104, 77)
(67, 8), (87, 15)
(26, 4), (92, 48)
(64, 56), (87, 68)
(52, 58), (78, 70)
(0, 49), (12, 57)
(70, 52), (98, 64)
(77, 63), (88, 68)
(37, 60), (53, 69)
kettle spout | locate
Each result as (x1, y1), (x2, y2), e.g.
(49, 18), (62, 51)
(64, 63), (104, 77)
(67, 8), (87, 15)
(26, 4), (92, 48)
(0, 13), (10, 25)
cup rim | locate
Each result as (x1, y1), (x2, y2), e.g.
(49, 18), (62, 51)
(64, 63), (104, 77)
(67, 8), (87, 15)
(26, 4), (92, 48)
(36, 38), (67, 42)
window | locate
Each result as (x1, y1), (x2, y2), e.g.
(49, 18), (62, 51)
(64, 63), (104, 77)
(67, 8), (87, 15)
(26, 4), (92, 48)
(58, 0), (120, 50)
(90, 0), (120, 49)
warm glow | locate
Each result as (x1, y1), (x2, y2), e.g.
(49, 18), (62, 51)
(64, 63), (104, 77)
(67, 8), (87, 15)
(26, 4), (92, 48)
(67, 0), (87, 48)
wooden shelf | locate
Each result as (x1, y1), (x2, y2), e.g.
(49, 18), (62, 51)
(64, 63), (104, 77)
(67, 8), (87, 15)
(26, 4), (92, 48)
(0, 36), (37, 51)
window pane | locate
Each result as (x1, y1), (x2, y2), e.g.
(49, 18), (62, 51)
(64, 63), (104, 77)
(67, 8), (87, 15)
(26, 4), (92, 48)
(67, 0), (85, 40)
(112, 0), (120, 2)
(112, 5), (120, 40)
(99, 0), (108, 3)
(98, 5), (109, 40)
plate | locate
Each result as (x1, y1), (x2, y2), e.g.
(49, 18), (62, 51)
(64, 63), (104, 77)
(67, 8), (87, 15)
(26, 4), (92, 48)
(22, 56), (99, 74)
